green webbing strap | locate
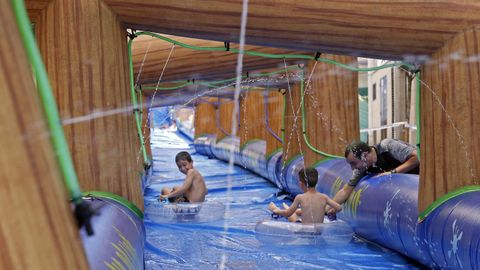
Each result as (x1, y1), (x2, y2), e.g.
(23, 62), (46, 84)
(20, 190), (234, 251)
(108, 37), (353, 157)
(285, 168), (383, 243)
(12, 0), (83, 204)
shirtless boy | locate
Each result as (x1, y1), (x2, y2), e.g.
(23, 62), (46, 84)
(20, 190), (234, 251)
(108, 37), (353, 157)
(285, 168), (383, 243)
(159, 151), (207, 203)
(269, 167), (342, 224)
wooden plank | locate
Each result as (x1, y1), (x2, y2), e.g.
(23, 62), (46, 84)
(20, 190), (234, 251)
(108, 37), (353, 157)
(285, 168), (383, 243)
(194, 98), (217, 137)
(303, 57), (359, 166)
(34, 0), (144, 209)
(0, 1), (88, 269)
(419, 26), (480, 213)
(25, 0), (51, 21)
(105, 0), (480, 59)
(239, 91), (267, 146)
(266, 90), (284, 156)
(132, 34), (305, 84)
(217, 99), (236, 141)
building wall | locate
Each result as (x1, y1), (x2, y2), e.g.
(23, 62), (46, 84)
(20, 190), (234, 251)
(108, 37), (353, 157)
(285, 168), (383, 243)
(367, 59), (417, 145)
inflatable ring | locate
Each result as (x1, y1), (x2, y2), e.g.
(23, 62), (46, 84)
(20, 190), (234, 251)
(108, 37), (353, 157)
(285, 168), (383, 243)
(146, 201), (225, 223)
(255, 218), (353, 246)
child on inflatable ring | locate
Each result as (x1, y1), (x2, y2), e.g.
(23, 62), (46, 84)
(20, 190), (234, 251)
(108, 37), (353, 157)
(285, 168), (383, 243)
(269, 167), (342, 224)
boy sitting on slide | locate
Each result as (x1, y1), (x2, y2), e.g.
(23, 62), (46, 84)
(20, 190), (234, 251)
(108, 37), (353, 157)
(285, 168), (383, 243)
(159, 151), (207, 203)
(269, 167), (342, 224)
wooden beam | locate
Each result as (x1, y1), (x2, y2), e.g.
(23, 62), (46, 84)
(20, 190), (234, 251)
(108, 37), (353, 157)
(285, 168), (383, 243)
(0, 1), (88, 269)
(194, 98), (217, 138)
(303, 57), (359, 166)
(217, 99), (237, 141)
(33, 0), (144, 209)
(419, 26), (480, 213)
(132, 34), (305, 84)
(266, 90), (284, 156)
(105, 0), (480, 60)
(239, 91), (267, 146)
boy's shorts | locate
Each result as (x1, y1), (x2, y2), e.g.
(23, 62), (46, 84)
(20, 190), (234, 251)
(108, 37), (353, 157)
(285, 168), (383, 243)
(168, 196), (190, 203)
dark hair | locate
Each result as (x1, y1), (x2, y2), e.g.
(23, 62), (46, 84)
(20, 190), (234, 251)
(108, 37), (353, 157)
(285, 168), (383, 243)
(298, 167), (318, 188)
(344, 141), (371, 159)
(175, 151), (193, 163)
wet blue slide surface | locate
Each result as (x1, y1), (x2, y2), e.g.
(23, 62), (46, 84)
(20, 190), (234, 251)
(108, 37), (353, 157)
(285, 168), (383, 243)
(144, 129), (425, 269)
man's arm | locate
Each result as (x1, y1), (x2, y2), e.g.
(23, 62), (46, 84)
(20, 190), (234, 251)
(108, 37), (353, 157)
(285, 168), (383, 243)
(332, 184), (354, 205)
(380, 139), (419, 174)
(394, 150), (419, 173)
(326, 184), (354, 214)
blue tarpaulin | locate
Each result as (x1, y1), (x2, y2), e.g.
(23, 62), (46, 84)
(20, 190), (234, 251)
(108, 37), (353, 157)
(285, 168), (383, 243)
(144, 129), (423, 269)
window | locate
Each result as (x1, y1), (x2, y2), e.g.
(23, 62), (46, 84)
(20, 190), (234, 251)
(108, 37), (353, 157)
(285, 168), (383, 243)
(372, 83), (377, 101)
(380, 76), (388, 126)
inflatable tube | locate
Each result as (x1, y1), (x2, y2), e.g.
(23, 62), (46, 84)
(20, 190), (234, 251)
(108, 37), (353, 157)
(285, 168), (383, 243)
(281, 155), (305, 196)
(211, 136), (243, 166)
(255, 219), (353, 246)
(419, 190), (480, 270)
(175, 118), (194, 141)
(146, 201), (225, 223)
(80, 193), (145, 270)
(266, 150), (283, 189)
(240, 139), (268, 179)
(194, 133), (480, 268)
(309, 158), (432, 265)
(193, 134), (216, 157)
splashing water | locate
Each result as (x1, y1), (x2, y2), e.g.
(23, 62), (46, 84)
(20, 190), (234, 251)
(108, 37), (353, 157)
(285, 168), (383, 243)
(418, 76), (477, 183)
(220, 0), (249, 268)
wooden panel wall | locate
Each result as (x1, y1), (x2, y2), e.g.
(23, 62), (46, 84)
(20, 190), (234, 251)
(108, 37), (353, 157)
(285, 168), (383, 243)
(282, 83), (305, 165)
(32, 0), (143, 209)
(217, 99), (236, 141)
(132, 35), (303, 84)
(239, 91), (267, 146)
(194, 99), (217, 138)
(0, 1), (88, 269)
(266, 90), (284, 156)
(419, 26), (480, 212)
(303, 57), (359, 167)
(105, 0), (480, 59)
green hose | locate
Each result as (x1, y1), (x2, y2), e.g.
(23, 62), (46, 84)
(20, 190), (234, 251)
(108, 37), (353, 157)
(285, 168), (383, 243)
(415, 71), (421, 159)
(132, 31), (414, 73)
(11, 0), (83, 203)
(299, 68), (342, 159)
(127, 38), (150, 166)
(140, 66), (301, 91)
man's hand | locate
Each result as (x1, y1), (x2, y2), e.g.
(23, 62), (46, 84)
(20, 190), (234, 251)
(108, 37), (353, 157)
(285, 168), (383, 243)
(377, 171), (392, 177)
(326, 208), (337, 221)
(159, 194), (168, 202)
(326, 207), (337, 215)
